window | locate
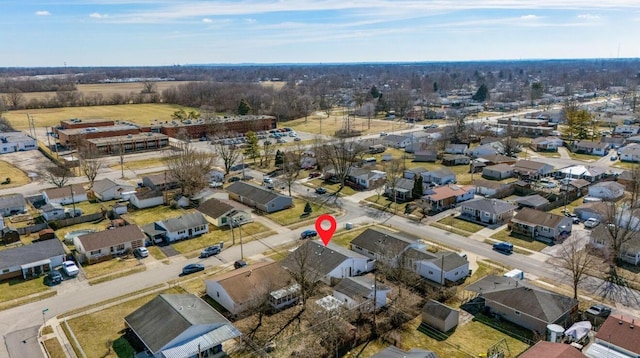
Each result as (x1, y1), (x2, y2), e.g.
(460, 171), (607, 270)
(515, 311), (521, 316)
(116, 244), (125, 251)
(217, 292), (220, 298)
(90, 250), (101, 255)
(428, 271), (433, 275)
(2, 269), (9, 274)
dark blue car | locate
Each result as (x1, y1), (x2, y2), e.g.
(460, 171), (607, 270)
(300, 230), (318, 239)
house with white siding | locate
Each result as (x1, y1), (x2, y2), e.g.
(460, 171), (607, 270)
(42, 184), (88, 205)
(142, 212), (209, 244)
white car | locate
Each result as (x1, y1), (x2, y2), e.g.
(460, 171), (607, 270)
(584, 218), (600, 229)
(62, 261), (80, 277)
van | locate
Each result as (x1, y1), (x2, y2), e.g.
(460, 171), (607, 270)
(493, 242), (513, 254)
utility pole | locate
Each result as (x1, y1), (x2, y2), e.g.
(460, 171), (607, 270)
(238, 219), (244, 260)
(228, 215), (235, 246)
(70, 185), (76, 216)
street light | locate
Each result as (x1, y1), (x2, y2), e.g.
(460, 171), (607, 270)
(42, 308), (49, 325)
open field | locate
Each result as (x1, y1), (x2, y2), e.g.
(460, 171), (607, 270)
(284, 110), (415, 136)
(66, 287), (186, 358)
(109, 156), (169, 171)
(4, 103), (192, 130)
(0, 160), (31, 188)
(17, 81), (193, 102)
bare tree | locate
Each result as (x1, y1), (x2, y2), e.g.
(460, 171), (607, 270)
(555, 234), (597, 299)
(78, 146), (104, 187)
(260, 140), (276, 168)
(212, 134), (241, 175)
(281, 147), (303, 196)
(141, 81), (157, 94)
(166, 142), (216, 196)
(382, 158), (406, 214)
(280, 241), (324, 307)
(43, 164), (73, 188)
(317, 138), (366, 195)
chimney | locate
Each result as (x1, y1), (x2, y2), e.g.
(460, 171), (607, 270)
(632, 319), (635, 329)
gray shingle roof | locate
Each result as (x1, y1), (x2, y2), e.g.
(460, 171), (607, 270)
(350, 228), (417, 255)
(226, 181), (288, 205)
(512, 208), (568, 228)
(422, 299), (457, 321)
(124, 294), (241, 354)
(91, 178), (133, 194)
(281, 240), (369, 277)
(372, 346), (439, 358)
(43, 183), (86, 200)
(513, 194), (550, 207)
(0, 193), (26, 211)
(334, 275), (388, 300)
(159, 212), (207, 233)
(196, 198), (235, 219)
(461, 198), (517, 215)
(482, 285), (577, 323)
(0, 239), (65, 269)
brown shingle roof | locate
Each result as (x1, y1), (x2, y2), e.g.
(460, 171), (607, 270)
(209, 261), (294, 303)
(511, 207), (566, 228)
(197, 198), (236, 219)
(77, 225), (145, 251)
(424, 185), (474, 201)
(44, 184), (86, 199)
(595, 314), (640, 354)
(519, 341), (586, 358)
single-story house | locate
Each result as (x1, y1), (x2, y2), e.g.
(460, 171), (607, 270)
(142, 173), (178, 191)
(529, 137), (563, 152)
(196, 197), (252, 228)
(620, 144), (640, 163)
(573, 140), (609, 156)
(333, 275), (390, 312)
(423, 168), (456, 185)
(445, 143), (468, 155)
(414, 150), (438, 162)
(600, 135), (626, 149)
(404, 248), (470, 285)
(206, 261), (299, 316)
(0, 193), (26, 216)
(520, 341), (586, 358)
(350, 227), (424, 267)
(347, 168), (386, 189)
(585, 314), (640, 358)
(556, 165), (607, 182)
(573, 202), (608, 222)
(460, 198), (518, 225)
(482, 164), (514, 180)
(467, 143), (501, 158)
(478, 154), (517, 166)
(74, 225), (146, 264)
(403, 167), (429, 180)
(383, 134), (412, 149)
(124, 294), (241, 358)
(588, 181), (625, 201)
(281, 240), (375, 285)
(510, 208), (573, 244)
(385, 178), (415, 202)
(617, 169), (639, 192)
(590, 225), (640, 266)
(473, 179), (514, 198)
(142, 212), (209, 244)
(441, 154), (471, 166)
(42, 184), (88, 205)
(226, 181), (293, 213)
(130, 188), (164, 209)
(627, 135), (640, 144)
(513, 194), (550, 210)
(39, 202), (67, 221)
(422, 299), (459, 333)
(0, 239), (66, 281)
(512, 160), (555, 178)
(89, 178), (135, 201)
(613, 124), (640, 137)
(465, 275), (578, 334)
(422, 184), (475, 212)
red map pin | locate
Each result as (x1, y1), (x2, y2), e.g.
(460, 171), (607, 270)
(315, 214), (337, 246)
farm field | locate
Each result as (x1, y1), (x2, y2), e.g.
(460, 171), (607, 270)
(284, 110), (415, 136)
(4, 103), (193, 130)
(17, 81), (193, 102)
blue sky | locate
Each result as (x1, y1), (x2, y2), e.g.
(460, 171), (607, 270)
(2, 1), (640, 67)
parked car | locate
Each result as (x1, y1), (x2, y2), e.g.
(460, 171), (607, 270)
(234, 260), (248, 269)
(315, 187), (327, 195)
(294, 137), (302, 141)
(308, 172), (322, 179)
(263, 177), (273, 184)
(276, 138), (287, 143)
(200, 245), (221, 258)
(228, 176), (241, 183)
(584, 218), (600, 228)
(492, 242), (513, 254)
(46, 270), (63, 285)
(610, 155), (618, 161)
(300, 230), (318, 239)
(134, 247), (149, 258)
(586, 304), (612, 317)
(62, 261), (80, 277)
(182, 263), (205, 275)
(379, 132), (388, 137)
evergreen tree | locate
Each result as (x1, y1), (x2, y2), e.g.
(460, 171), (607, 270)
(237, 98), (251, 115)
(370, 85), (380, 99)
(304, 202), (312, 214)
(472, 84), (489, 102)
(275, 150), (284, 168)
(413, 175), (424, 199)
(433, 82), (438, 93)
(244, 131), (260, 163)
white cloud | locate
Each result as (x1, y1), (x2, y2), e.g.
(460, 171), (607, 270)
(35, 10), (51, 16)
(202, 18), (213, 23)
(577, 14), (600, 19)
(520, 14), (539, 20)
(244, 18), (256, 23)
(90, 12), (108, 19)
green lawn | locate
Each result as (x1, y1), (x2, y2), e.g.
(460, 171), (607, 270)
(66, 287), (186, 358)
(171, 222), (273, 254)
(303, 178), (358, 196)
(265, 198), (332, 226)
(613, 161), (639, 170)
(364, 194), (417, 216)
(82, 258), (142, 279)
(491, 228), (550, 252)
(437, 217), (485, 233)
(0, 277), (50, 304)
(123, 205), (193, 227)
(329, 226), (375, 248)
